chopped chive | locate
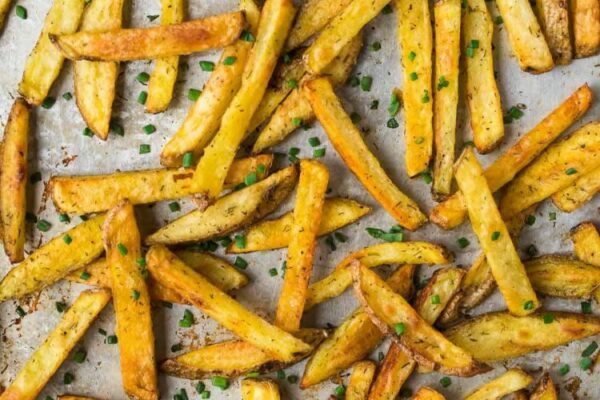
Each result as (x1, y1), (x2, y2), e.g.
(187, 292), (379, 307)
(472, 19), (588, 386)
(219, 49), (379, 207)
(201, 392), (210, 399)
(234, 257), (248, 270)
(36, 219), (52, 232)
(287, 375), (298, 384)
(415, 136), (425, 144)
(117, 243), (128, 256)
(276, 370), (285, 379)
(494, 15), (503, 24)
(549, 212), (557, 221)
(137, 91), (147, 104)
(269, 268), (278, 276)
(168, 202), (180, 212)
(431, 294), (441, 304)
(289, 147), (300, 156)
(394, 322), (406, 335)
(470, 39), (480, 49)
(143, 124), (156, 134)
(240, 30), (255, 42)
(16, 306), (26, 317)
(334, 385), (346, 397)
(360, 76), (373, 91)
(59, 214), (70, 223)
(136, 257), (146, 268)
(292, 117), (302, 127)
(188, 88), (201, 101)
(147, 14), (159, 21)
(409, 72), (418, 81)
(565, 167), (578, 175)
(106, 335), (118, 344)
(437, 76), (449, 90)
(580, 357), (593, 370)
(179, 309), (194, 328)
(245, 172), (258, 186)
(526, 244), (538, 257)
(313, 148), (326, 158)
(98, 328), (107, 336)
(348, 76), (360, 87)
(287, 79), (298, 89)
(491, 231), (500, 241)
(582, 301), (592, 314)
(80, 271), (91, 280)
(370, 41), (381, 51)
(350, 112), (361, 123)
(388, 92), (401, 116)
(525, 215), (536, 225)
(211, 376), (229, 390)
(63, 372), (74, 385)
(73, 348), (87, 363)
(440, 377), (451, 387)
(256, 164), (266, 174)
(199, 61), (215, 71)
(63, 234), (72, 244)
(457, 237), (470, 248)
(56, 301), (67, 313)
(465, 46), (475, 58)
(223, 56), (237, 65)
(543, 313), (554, 324)
(421, 90), (430, 103)
(370, 99), (379, 109)
(136, 72), (149, 84)
(387, 118), (399, 129)
(132, 289), (140, 300)
(15, 5), (27, 19)
(30, 172), (42, 183)
(523, 300), (534, 310)
(378, 352), (385, 362)
(139, 144), (151, 154)
(41, 97), (56, 109)
(196, 382), (206, 394)
(421, 171), (432, 184)
(182, 152), (194, 168)
(582, 341), (598, 357)
(308, 137), (321, 147)
(110, 120), (124, 136)
(62, 92), (73, 101)
(246, 371), (260, 378)
(559, 363), (570, 375)
(83, 127), (94, 137)
(234, 234), (246, 249)
(504, 106), (524, 123)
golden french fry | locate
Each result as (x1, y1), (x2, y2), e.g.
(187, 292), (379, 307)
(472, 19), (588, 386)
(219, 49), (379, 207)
(526, 255), (600, 299)
(303, 77), (427, 229)
(0, 290), (110, 400)
(552, 167), (600, 211)
(530, 372), (558, 400)
(367, 345), (414, 400)
(464, 369), (533, 400)
(570, 222), (600, 302)
(242, 379), (280, 400)
(58, 396), (100, 400)
(536, 0), (572, 64)
(346, 361), (376, 400)
(413, 387), (446, 400)
(571, 0), (600, 57)
(0, 0), (12, 32)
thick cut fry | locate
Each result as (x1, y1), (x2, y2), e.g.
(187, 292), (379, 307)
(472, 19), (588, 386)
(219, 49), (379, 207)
(192, 0), (296, 203)
(0, 290), (110, 400)
(496, 0), (554, 72)
(275, 160), (328, 332)
(346, 361), (376, 400)
(146, 245), (311, 361)
(464, 369), (533, 400)
(552, 167), (600, 211)
(159, 0), (261, 167)
(0, 98), (29, 262)
(145, 0), (184, 113)
(500, 122), (600, 217)
(446, 311), (600, 361)
(18, 0), (85, 105)
(570, 222), (600, 302)
(462, 0), (504, 153)
(536, 0), (572, 64)
(571, 0), (600, 57)
(431, 84), (592, 229)
(0, 0), (11, 32)
(303, 0), (389, 73)
(301, 265), (415, 388)
(432, 0), (461, 197)
(50, 154), (272, 214)
(104, 201), (157, 400)
(530, 372), (558, 400)
(367, 345), (414, 400)
(74, 0), (124, 139)
(146, 166), (296, 245)
(455, 148), (539, 315)
(526, 255), (600, 299)
(304, 78), (427, 229)
(413, 387), (446, 400)
(227, 197), (370, 253)
(0, 215), (105, 301)
(161, 329), (327, 379)
(242, 379), (280, 400)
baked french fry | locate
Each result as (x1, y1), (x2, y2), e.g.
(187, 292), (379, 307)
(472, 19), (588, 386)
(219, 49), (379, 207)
(431, 82), (592, 229)
(536, 0), (572, 64)
(0, 215), (105, 301)
(513, 391), (529, 400)
(104, 200), (157, 400)
(242, 379), (280, 400)
(159, 0), (261, 167)
(74, 0), (124, 139)
(0, 290), (110, 400)
(227, 197), (370, 254)
(413, 387), (446, 400)
(571, 0), (600, 57)
(552, 167), (600, 211)
(367, 345), (414, 400)
(526, 255), (600, 299)
(146, 245), (311, 361)
(50, 154), (273, 214)
(0, 0), (11, 32)
(432, 0), (461, 197)
(346, 361), (376, 400)
(455, 148), (539, 316)
(500, 121), (600, 218)
(191, 0), (296, 204)
(58, 396), (99, 400)
(18, 0), (85, 105)
(145, 0), (184, 113)
(275, 160), (328, 332)
(462, 0), (504, 153)
(530, 372), (558, 400)
(496, 0), (554, 72)
(304, 77), (427, 230)
(51, 12), (244, 61)
(0, 98), (29, 262)
(145, 166), (296, 246)
(570, 222), (600, 302)
(303, 0), (389, 73)
(464, 369), (533, 400)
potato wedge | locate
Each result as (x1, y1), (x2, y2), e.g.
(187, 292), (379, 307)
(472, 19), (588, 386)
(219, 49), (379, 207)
(464, 369), (533, 400)
(530, 372), (557, 400)
(161, 328), (327, 379)
(227, 197), (370, 253)
(275, 160), (328, 332)
(0, 215), (105, 301)
(500, 121), (600, 218)
(526, 255), (600, 299)
(304, 78), (427, 230)
(346, 361), (376, 400)
(413, 387), (446, 400)
(367, 345), (414, 400)
(74, 0), (124, 139)
(146, 245), (311, 361)
(431, 83), (592, 229)
(571, 0), (600, 57)
(18, 0), (85, 105)
(303, 0), (389, 73)
(552, 166), (600, 212)
(50, 154), (273, 214)
(0, 290), (110, 400)
(0, 98), (29, 262)
(536, 0), (572, 64)
(145, 165), (296, 245)
(191, 0), (296, 204)
(242, 379), (280, 400)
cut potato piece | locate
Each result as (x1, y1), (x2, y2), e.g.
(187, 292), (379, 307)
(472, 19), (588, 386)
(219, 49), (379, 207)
(0, 0), (11, 32)
(530, 372), (557, 400)
(536, 0), (572, 64)
(346, 361), (376, 400)
(570, 222), (600, 302)
(413, 387), (446, 400)
(526, 255), (600, 299)
(304, 77), (427, 230)
(0, 290), (110, 400)
(571, 0), (600, 57)
(367, 344), (414, 400)
(464, 369), (533, 400)
(58, 396), (99, 400)
(552, 167), (600, 211)
(242, 379), (280, 400)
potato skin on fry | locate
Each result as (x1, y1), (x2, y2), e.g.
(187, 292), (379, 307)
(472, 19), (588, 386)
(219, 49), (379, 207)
(571, 0), (600, 57)
(536, 0), (572, 64)
(526, 255), (600, 299)
(413, 387), (446, 400)
(530, 372), (558, 400)
(345, 361), (376, 400)
(552, 167), (600, 212)
(464, 369), (533, 400)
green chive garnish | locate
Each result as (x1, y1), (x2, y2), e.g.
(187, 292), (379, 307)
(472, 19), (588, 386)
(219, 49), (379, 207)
(491, 231), (500, 241)
(56, 301), (67, 313)
(524, 300), (534, 310)
(63, 372), (74, 384)
(582, 301), (593, 314)
(182, 152), (194, 168)
(350, 112), (361, 123)
(143, 124), (156, 134)
(245, 172), (257, 186)
(421, 90), (430, 103)
(313, 148), (326, 158)
(139, 144), (151, 154)
(188, 88), (201, 101)
(136, 72), (149, 84)
(234, 234), (246, 249)
(83, 127), (94, 137)
(580, 357), (593, 370)
(582, 341), (598, 357)
(63, 234), (72, 244)
(240, 30), (255, 42)
(559, 364), (570, 375)
(394, 322), (406, 335)
(234, 257), (248, 270)
(361, 76), (373, 91)
(543, 313), (554, 324)
(409, 72), (418, 81)
(526, 244), (538, 257)
(431, 294), (441, 304)
(408, 51), (416, 61)
(15, 5), (27, 19)
(566, 167), (578, 175)
(62, 92), (73, 101)
(437, 76), (449, 90)
(457, 237), (470, 248)
(168, 202), (180, 212)
(36, 219), (52, 232)
(287, 79), (298, 89)
(106, 335), (118, 344)
(525, 215), (536, 225)
(440, 377), (451, 387)
(387, 118), (399, 129)
(308, 137), (321, 147)
(370, 42), (381, 51)
(199, 61), (215, 71)
(41, 97), (56, 109)
(147, 14), (159, 21)
(421, 172), (432, 184)
(137, 91), (148, 104)
(370, 99), (379, 109)
(223, 56), (237, 65)
(132, 289), (140, 300)
(117, 243), (128, 256)
(179, 309), (194, 328)
(110, 120), (124, 136)
(211, 376), (229, 390)
(73, 348), (87, 363)
(16, 306), (26, 317)
(80, 271), (91, 280)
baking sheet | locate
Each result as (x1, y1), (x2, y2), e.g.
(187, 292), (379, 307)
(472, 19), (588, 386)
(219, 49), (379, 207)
(1, 0), (600, 398)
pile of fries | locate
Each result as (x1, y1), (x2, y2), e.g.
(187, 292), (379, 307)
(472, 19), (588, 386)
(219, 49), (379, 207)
(0, 0), (600, 398)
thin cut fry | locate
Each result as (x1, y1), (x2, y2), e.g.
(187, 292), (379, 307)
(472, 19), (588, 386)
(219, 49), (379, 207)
(571, 0), (600, 57)
(413, 387), (446, 400)
(530, 372), (558, 400)
(304, 77), (427, 230)
(0, 290), (110, 400)
(241, 379), (280, 400)
(526, 255), (600, 299)
(552, 167), (600, 211)
(536, 0), (572, 64)
(464, 369), (533, 400)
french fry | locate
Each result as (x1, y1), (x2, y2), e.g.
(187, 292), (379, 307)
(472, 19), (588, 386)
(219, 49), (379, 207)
(571, 0), (600, 57)
(73, 0), (124, 139)
(145, 0), (184, 113)
(431, 83), (592, 229)
(500, 122), (600, 218)
(275, 160), (328, 332)
(145, 165), (297, 246)
(464, 369), (533, 400)
(18, 0), (85, 105)
(455, 147), (539, 316)
(396, 0), (434, 175)
(462, 0), (504, 153)
(413, 387), (446, 400)
(536, 0), (572, 64)
(51, 12), (244, 61)
(0, 215), (105, 301)
(432, 0), (461, 197)
(530, 372), (557, 400)
(303, 0), (389, 73)
(0, 98), (29, 262)
(570, 222), (600, 302)
(0, 290), (110, 400)
(50, 154), (273, 214)
(552, 167), (600, 211)
(103, 200), (157, 400)
(346, 361), (376, 400)
(242, 379), (280, 400)
(146, 245), (312, 361)
(0, 0), (11, 32)
(526, 255), (600, 299)
(159, 0), (261, 167)
(227, 197), (370, 253)
(161, 328), (327, 379)
(513, 391), (529, 400)
(58, 397), (99, 400)
(367, 345), (414, 400)
(191, 0), (296, 204)
(304, 77), (427, 230)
